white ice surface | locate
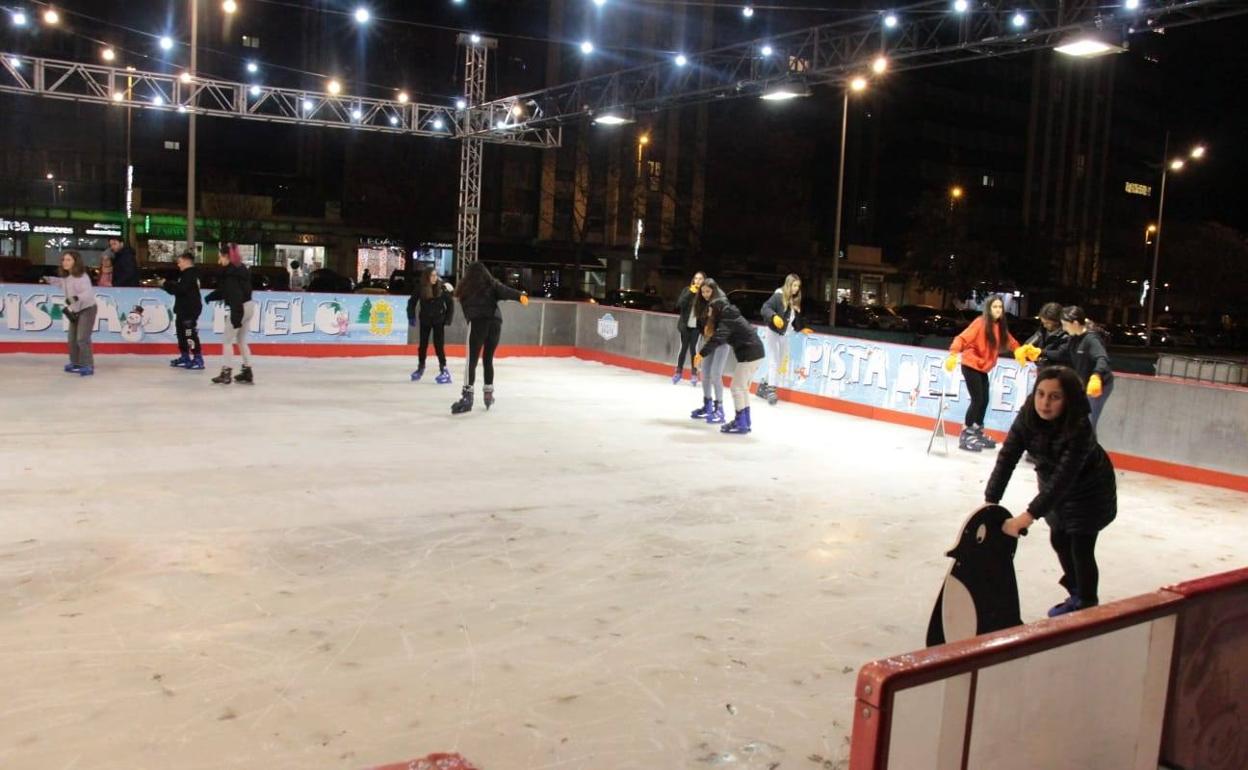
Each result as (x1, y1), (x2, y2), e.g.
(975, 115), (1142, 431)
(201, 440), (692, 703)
(0, 354), (1244, 770)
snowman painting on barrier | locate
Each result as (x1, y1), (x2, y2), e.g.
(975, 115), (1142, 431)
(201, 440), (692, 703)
(121, 306), (145, 342)
(314, 300), (350, 337)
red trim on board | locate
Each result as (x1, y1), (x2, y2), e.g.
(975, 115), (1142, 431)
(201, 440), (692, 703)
(1162, 567), (1248, 598)
(4, 341), (1242, 491)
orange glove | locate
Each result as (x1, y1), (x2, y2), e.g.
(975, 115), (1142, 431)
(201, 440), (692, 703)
(1024, 344), (1041, 363)
(519, 294), (530, 306)
(1087, 374), (1103, 398)
(693, 353), (703, 368)
(1013, 345), (1034, 366)
(944, 354), (958, 372)
(690, 285), (698, 293)
(800, 328), (813, 335)
(772, 315), (784, 330)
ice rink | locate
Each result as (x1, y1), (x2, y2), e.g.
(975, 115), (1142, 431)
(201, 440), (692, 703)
(2, 353), (1245, 770)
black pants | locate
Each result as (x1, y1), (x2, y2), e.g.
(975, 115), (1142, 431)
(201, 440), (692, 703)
(176, 316), (201, 357)
(417, 323), (446, 369)
(676, 325), (700, 373)
(1050, 529), (1100, 605)
(961, 365), (990, 428)
(465, 318), (502, 388)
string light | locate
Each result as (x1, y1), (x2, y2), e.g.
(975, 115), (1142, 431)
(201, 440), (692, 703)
(223, 0), (238, 13)
(674, 54), (688, 67)
(742, 5), (754, 18)
(249, 85), (261, 96)
(327, 79), (342, 94)
(872, 56), (888, 74)
(159, 36), (174, 51)
(760, 44), (773, 57)
(353, 7), (370, 24)
(180, 71), (192, 83)
(43, 8), (60, 25)
(11, 11), (28, 26)
(246, 61), (259, 73)
(102, 48), (117, 62)
(953, 0), (969, 13)
(580, 40), (594, 55)
(884, 13), (899, 28)
(397, 91), (409, 103)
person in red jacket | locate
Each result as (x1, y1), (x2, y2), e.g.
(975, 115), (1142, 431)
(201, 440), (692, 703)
(945, 294), (1019, 452)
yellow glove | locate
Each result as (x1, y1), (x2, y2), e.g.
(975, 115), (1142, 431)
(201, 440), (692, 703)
(693, 353), (703, 368)
(800, 328), (813, 335)
(1087, 374), (1103, 398)
(689, 285), (698, 294)
(772, 315), (784, 330)
(1013, 346), (1030, 366)
(1024, 344), (1041, 363)
(519, 294), (530, 306)
(944, 354), (958, 372)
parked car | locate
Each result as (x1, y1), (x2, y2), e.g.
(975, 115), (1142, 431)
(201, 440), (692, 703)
(138, 267), (178, 289)
(895, 304), (960, 335)
(602, 289), (664, 311)
(726, 289), (773, 323)
(354, 278), (392, 295)
(306, 268), (353, 294)
(839, 304), (910, 331)
(541, 285), (598, 304)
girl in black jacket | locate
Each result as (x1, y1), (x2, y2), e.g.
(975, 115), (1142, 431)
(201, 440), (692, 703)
(672, 271), (706, 385)
(162, 251), (204, 370)
(407, 267), (456, 384)
(757, 273), (811, 404)
(1050, 306), (1114, 428)
(986, 366), (1117, 617)
(204, 244), (256, 385)
(696, 296), (766, 435)
(451, 262), (528, 414)
(1014, 302), (1067, 368)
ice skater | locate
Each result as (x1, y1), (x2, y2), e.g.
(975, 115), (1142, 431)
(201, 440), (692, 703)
(757, 273), (812, 405)
(205, 244), (256, 385)
(407, 266), (455, 384)
(672, 271), (706, 385)
(1014, 302), (1067, 368)
(44, 250), (97, 376)
(986, 366), (1117, 617)
(688, 278), (729, 424)
(694, 294), (765, 435)
(945, 294), (1019, 452)
(451, 262), (528, 414)
(162, 251), (204, 370)
(1050, 306), (1114, 429)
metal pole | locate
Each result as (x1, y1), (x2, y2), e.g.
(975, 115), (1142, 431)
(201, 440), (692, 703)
(1145, 131), (1169, 343)
(829, 88), (849, 328)
(186, 0), (198, 255)
(125, 72), (133, 242)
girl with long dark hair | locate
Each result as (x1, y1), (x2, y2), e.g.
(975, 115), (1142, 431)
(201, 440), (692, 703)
(407, 266), (455, 384)
(672, 271), (706, 385)
(45, 250), (97, 376)
(986, 366), (1117, 617)
(689, 278), (729, 424)
(695, 295), (766, 435)
(1050, 306), (1114, 429)
(1015, 301), (1067, 368)
(945, 294), (1020, 452)
(451, 262), (528, 414)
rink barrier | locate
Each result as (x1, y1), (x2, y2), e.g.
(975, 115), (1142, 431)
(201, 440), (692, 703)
(847, 566), (1248, 770)
(3, 287), (1245, 491)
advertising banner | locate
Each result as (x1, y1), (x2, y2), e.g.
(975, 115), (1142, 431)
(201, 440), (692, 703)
(760, 328), (1036, 433)
(0, 284), (408, 345)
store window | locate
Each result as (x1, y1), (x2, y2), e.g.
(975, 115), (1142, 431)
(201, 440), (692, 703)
(411, 243), (454, 278)
(148, 240), (254, 264)
(276, 244), (324, 272)
(1, 237), (21, 257)
(356, 245), (405, 283)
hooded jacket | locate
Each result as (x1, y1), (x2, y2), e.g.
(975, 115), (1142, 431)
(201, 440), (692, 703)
(161, 266), (203, 319)
(1023, 326), (1069, 367)
(698, 298), (765, 363)
(459, 275), (523, 323)
(407, 281), (456, 326)
(204, 264), (253, 328)
(760, 288), (809, 336)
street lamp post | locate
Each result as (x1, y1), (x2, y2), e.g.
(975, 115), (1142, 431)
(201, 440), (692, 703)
(828, 76), (868, 327)
(186, 0), (199, 255)
(1145, 133), (1206, 342)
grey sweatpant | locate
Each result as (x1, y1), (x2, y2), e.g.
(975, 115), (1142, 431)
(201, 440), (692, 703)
(731, 359), (762, 411)
(68, 305), (97, 367)
(223, 301), (256, 369)
(700, 345), (731, 403)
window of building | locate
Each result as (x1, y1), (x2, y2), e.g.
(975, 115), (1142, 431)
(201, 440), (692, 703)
(647, 160), (662, 193)
(981, 175), (995, 187)
(164, 141), (181, 151)
(241, 35), (260, 49)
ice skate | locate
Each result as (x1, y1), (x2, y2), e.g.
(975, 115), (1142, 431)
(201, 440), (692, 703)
(451, 387), (474, 414)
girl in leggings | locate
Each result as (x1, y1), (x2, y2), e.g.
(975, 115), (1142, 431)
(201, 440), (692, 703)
(408, 266), (456, 384)
(987, 366), (1117, 617)
(689, 278), (729, 424)
(45, 250), (98, 376)
(451, 262), (528, 414)
(206, 244), (256, 385)
(946, 294), (1019, 452)
(757, 273), (811, 404)
(672, 271), (706, 385)
(695, 295), (765, 435)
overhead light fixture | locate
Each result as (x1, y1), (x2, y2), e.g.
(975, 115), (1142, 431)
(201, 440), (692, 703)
(223, 0), (238, 13)
(353, 7), (370, 24)
(953, 0), (968, 13)
(1169, 159), (1185, 171)
(593, 0), (606, 6)
(246, 61), (258, 73)
(179, 71), (192, 83)
(302, 99), (314, 111)
(389, 115), (399, 125)
(151, 95), (165, 106)
(249, 85), (261, 96)
(1125, 0), (1140, 9)
(1054, 33), (1125, 57)
(102, 48), (116, 62)
(327, 79), (342, 94)
(432, 117), (444, 129)
(850, 76), (868, 92)
(1190, 145), (1206, 159)
(761, 79), (812, 101)
(42, 8), (59, 25)
(1012, 12), (1027, 28)
(593, 106), (635, 125)
(743, 5), (755, 18)
(397, 91), (409, 103)
(674, 53), (688, 66)
(159, 36), (174, 51)
(11, 11), (28, 26)
(884, 13), (899, 29)
(351, 107), (363, 120)
(760, 44), (773, 57)
(580, 40), (594, 55)
(112, 91), (125, 102)
(510, 103), (523, 117)
(872, 56), (888, 74)
(469, 33), (481, 44)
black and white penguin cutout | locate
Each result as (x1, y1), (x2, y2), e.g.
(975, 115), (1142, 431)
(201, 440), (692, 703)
(925, 504), (1025, 647)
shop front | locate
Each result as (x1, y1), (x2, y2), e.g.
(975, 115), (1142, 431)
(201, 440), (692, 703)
(356, 238), (406, 283)
(0, 215), (125, 266)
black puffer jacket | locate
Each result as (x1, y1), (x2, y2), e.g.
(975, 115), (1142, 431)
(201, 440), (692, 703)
(161, 266), (203, 319)
(760, 289), (809, 336)
(407, 282), (455, 326)
(110, 245), (140, 287)
(698, 298), (765, 363)
(676, 286), (699, 328)
(1023, 326), (1068, 367)
(1049, 330), (1113, 386)
(459, 276), (523, 322)
(204, 264), (253, 328)
(985, 412), (1117, 534)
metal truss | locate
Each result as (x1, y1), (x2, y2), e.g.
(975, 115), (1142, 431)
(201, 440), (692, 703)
(456, 36), (490, 279)
(471, 0), (1247, 132)
(0, 53), (560, 148)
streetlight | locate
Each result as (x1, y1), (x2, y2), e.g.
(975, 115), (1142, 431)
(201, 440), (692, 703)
(950, 185), (964, 199)
(43, 8), (59, 25)
(871, 56), (888, 75)
(223, 0), (237, 12)
(159, 36), (175, 51)
(353, 7), (370, 24)
(102, 48), (116, 62)
(11, 11), (27, 26)
(829, 77), (870, 326)
(327, 79), (342, 95)
(1146, 134), (1208, 341)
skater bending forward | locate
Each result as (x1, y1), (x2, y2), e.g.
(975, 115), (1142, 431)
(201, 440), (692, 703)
(407, 266), (456, 384)
(985, 366), (1117, 617)
(689, 278), (730, 425)
(452, 262), (528, 414)
(695, 295), (765, 435)
(757, 273), (812, 404)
